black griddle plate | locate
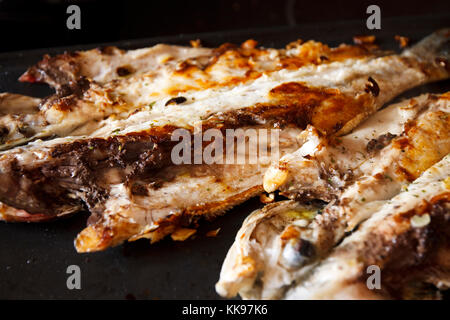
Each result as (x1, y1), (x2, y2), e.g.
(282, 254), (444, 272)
(0, 14), (449, 299)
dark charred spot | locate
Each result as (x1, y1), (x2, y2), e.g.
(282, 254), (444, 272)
(19, 52), (81, 86)
(116, 65), (135, 77)
(0, 126), (9, 143)
(393, 136), (411, 150)
(48, 77), (92, 111)
(56, 76), (91, 98)
(65, 51), (80, 58)
(366, 132), (397, 153)
(76, 77), (91, 92)
(332, 121), (343, 132)
(297, 239), (315, 258)
(56, 84), (73, 98)
(365, 76), (380, 97)
(147, 180), (164, 190)
(165, 96), (187, 106)
(130, 183), (149, 196)
(319, 55), (329, 61)
(17, 124), (35, 138)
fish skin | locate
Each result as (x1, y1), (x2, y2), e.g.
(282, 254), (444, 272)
(0, 30), (449, 254)
(216, 92), (450, 299)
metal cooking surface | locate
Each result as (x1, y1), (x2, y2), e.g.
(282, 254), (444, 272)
(0, 15), (449, 299)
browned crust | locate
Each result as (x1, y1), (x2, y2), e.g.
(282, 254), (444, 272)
(351, 194), (450, 299)
(393, 109), (450, 182)
(75, 185), (263, 252)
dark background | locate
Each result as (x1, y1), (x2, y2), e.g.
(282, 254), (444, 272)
(0, 0), (449, 52)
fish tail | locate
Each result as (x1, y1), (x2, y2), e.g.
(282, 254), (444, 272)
(403, 28), (450, 79)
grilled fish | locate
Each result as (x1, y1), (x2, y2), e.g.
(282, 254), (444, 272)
(5, 39), (376, 150)
(216, 92), (450, 299)
(285, 155), (450, 299)
(74, 126), (304, 251)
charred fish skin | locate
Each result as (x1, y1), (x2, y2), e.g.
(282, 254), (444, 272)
(217, 92), (450, 299)
(284, 155), (450, 300)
